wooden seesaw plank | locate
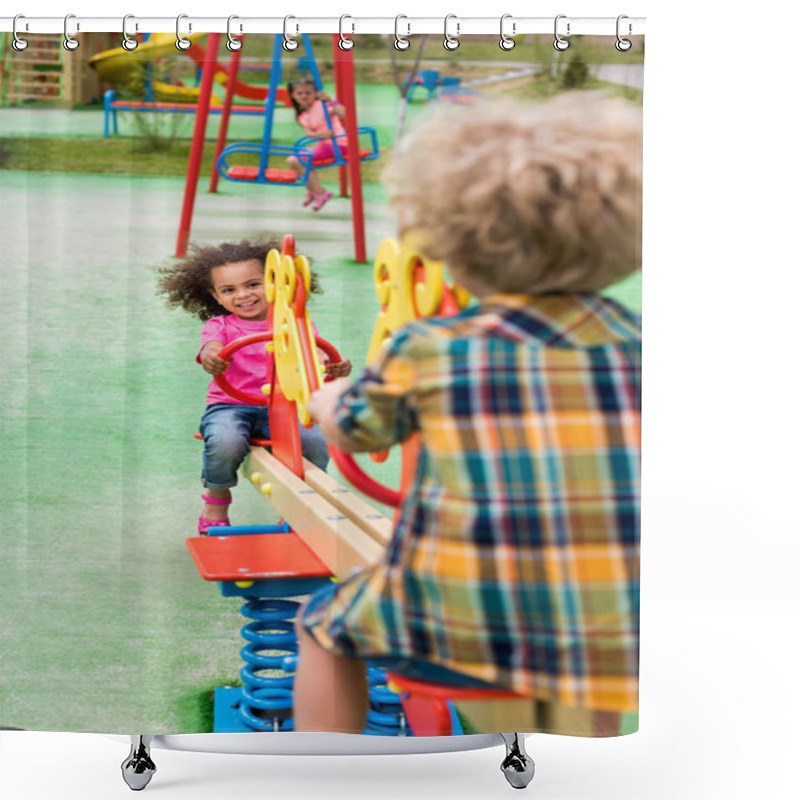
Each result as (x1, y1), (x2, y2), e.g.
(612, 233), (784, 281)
(243, 448), (387, 577)
(301, 461), (393, 548)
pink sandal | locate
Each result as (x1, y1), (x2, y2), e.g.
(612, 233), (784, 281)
(302, 190), (316, 207)
(198, 493), (231, 535)
(311, 190), (334, 212)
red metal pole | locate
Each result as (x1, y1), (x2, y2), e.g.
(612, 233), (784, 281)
(175, 32), (221, 257)
(209, 35), (243, 193)
(331, 36), (349, 198)
(333, 42), (367, 264)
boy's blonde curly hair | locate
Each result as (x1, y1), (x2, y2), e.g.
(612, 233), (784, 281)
(385, 95), (642, 294)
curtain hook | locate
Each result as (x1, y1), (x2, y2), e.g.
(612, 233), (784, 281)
(616, 15), (633, 52)
(283, 16), (299, 51)
(121, 15), (138, 51)
(394, 15), (411, 51)
(63, 13), (79, 51)
(12, 15), (29, 51)
(499, 14), (516, 51)
(227, 15), (243, 52)
(443, 14), (460, 51)
(553, 14), (570, 51)
(175, 14), (191, 51)
(339, 15), (355, 50)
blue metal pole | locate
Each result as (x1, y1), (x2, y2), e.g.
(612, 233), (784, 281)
(258, 34), (284, 175)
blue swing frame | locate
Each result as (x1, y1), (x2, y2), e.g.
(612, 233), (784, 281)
(216, 34), (379, 187)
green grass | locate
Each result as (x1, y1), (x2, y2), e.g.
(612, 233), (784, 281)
(0, 135), (390, 182)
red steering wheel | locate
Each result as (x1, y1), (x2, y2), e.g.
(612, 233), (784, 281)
(213, 331), (342, 405)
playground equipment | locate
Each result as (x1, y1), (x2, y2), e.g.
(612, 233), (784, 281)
(89, 32), (293, 137)
(184, 235), (405, 736)
(0, 33), (82, 108)
(122, 234), (533, 790)
(402, 69), (482, 104)
(215, 33), (379, 188)
(175, 34), (373, 264)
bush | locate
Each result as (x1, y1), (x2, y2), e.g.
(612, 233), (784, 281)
(561, 57), (589, 89)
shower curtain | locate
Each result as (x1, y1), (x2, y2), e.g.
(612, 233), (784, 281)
(0, 29), (643, 740)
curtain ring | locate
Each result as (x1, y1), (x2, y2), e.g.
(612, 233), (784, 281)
(339, 15), (355, 50)
(394, 15), (410, 51)
(283, 16), (299, 51)
(175, 14), (191, 51)
(499, 14), (515, 51)
(12, 15), (29, 51)
(553, 14), (570, 51)
(63, 13), (79, 51)
(443, 14), (460, 51)
(227, 15), (243, 52)
(121, 15), (138, 51)
(616, 15), (633, 52)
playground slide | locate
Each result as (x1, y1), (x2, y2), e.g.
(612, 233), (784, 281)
(89, 33), (274, 104)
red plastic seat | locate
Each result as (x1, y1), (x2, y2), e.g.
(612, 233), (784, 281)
(387, 673), (524, 736)
(226, 166), (301, 183)
(194, 432), (271, 447)
(313, 147), (372, 167)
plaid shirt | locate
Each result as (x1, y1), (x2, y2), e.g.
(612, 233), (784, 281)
(303, 293), (640, 714)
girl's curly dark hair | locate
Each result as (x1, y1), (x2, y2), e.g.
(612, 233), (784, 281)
(156, 237), (322, 321)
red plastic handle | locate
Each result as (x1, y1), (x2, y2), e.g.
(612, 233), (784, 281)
(328, 447), (403, 508)
(213, 331), (342, 405)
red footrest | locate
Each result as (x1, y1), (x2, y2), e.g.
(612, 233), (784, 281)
(186, 532), (332, 581)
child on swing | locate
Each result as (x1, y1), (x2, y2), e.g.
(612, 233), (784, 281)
(286, 78), (348, 211)
(157, 238), (352, 534)
(294, 97), (643, 735)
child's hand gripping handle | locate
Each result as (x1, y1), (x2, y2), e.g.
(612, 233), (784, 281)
(212, 332), (345, 406)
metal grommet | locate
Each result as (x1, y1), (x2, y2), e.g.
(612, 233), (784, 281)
(12, 15), (29, 51)
(443, 14), (460, 51)
(227, 15), (243, 52)
(283, 16), (299, 51)
(394, 15), (411, 51)
(339, 15), (355, 51)
(499, 14), (515, 51)
(175, 14), (191, 51)
(63, 13), (79, 51)
(121, 15), (138, 51)
(616, 15), (633, 52)
(553, 14), (570, 51)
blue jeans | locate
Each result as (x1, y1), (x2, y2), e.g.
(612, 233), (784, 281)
(199, 403), (329, 490)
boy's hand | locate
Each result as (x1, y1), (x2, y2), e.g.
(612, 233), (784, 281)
(307, 378), (356, 451)
(325, 357), (352, 379)
(318, 350), (352, 379)
(201, 342), (231, 375)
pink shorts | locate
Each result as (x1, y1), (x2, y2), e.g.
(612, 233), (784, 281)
(312, 137), (349, 164)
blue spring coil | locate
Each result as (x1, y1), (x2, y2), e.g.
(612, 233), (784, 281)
(364, 667), (407, 735)
(238, 598), (299, 731)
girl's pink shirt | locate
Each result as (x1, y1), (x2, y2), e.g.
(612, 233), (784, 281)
(198, 314), (320, 406)
(298, 100), (345, 137)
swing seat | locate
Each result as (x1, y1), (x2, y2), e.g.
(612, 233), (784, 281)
(226, 167), (301, 184)
(294, 126), (380, 171)
(217, 142), (314, 186)
(312, 147), (372, 168)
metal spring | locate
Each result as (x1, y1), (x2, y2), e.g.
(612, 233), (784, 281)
(364, 667), (406, 735)
(238, 598), (299, 731)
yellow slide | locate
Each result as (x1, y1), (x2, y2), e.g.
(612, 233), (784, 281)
(88, 33), (219, 104)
